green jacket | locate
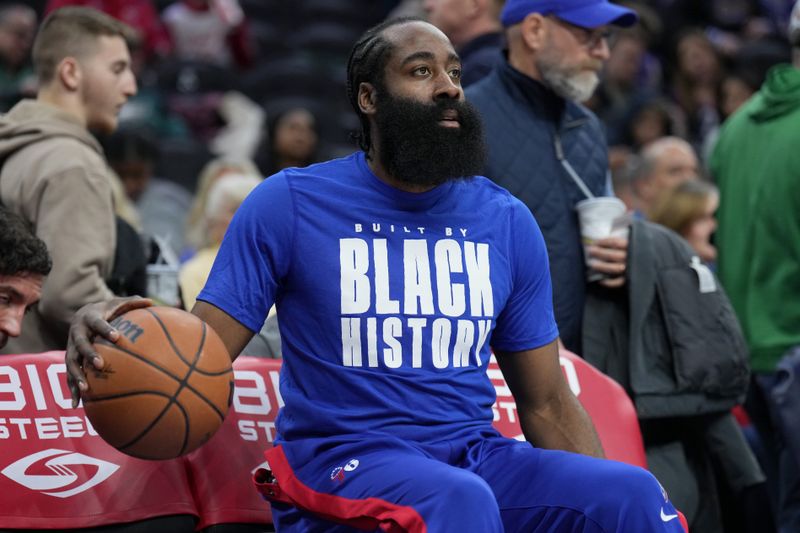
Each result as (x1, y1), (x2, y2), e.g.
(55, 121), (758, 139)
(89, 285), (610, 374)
(710, 64), (800, 372)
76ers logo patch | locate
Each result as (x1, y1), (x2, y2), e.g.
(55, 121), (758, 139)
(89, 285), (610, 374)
(330, 458), (360, 483)
(330, 466), (345, 482)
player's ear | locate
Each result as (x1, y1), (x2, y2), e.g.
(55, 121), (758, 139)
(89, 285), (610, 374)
(358, 82), (377, 116)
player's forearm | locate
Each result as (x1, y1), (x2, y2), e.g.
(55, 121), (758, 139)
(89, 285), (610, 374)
(191, 300), (255, 362)
(518, 391), (605, 458)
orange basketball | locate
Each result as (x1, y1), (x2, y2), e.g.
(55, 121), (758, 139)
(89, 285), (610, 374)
(82, 306), (233, 460)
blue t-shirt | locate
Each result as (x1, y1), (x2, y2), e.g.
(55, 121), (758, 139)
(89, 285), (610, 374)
(198, 152), (558, 444)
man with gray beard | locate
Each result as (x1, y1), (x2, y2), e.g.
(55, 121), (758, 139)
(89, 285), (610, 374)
(467, 0), (636, 353)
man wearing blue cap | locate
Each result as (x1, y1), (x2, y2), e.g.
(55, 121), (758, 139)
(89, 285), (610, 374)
(467, 0), (637, 354)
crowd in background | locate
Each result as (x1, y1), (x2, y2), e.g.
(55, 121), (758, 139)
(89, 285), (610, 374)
(0, 1), (798, 533)
(0, 0), (791, 268)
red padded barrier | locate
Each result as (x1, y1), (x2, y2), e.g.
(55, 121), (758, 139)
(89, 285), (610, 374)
(185, 356), (282, 529)
(559, 350), (647, 467)
(489, 350), (648, 467)
(0, 350), (650, 529)
(0, 351), (197, 529)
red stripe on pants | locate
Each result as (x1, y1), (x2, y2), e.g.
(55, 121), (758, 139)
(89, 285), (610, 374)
(255, 445), (427, 532)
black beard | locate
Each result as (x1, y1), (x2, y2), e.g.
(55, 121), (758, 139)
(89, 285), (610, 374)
(372, 90), (486, 188)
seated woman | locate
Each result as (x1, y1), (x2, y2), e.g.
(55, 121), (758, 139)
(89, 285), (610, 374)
(255, 105), (321, 177)
(180, 173), (261, 310)
(649, 179), (719, 266)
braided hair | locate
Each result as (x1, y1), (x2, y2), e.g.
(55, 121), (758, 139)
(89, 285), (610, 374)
(346, 17), (425, 155)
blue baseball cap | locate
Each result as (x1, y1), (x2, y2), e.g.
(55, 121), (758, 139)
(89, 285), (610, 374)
(501, 0), (638, 29)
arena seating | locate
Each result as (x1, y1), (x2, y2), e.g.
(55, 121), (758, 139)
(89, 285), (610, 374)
(0, 350), (667, 532)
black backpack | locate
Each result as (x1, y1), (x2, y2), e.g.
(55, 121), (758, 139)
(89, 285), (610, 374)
(105, 216), (148, 298)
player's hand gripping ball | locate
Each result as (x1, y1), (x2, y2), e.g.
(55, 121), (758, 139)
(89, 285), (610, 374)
(82, 306), (233, 460)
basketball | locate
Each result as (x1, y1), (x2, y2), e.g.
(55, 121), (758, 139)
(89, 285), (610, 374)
(81, 306), (233, 460)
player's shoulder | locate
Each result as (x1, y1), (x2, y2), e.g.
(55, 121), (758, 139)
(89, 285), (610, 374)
(258, 153), (359, 197)
(458, 174), (528, 213)
(280, 152), (360, 181)
(457, 176), (541, 235)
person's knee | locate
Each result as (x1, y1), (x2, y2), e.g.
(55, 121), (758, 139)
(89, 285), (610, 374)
(600, 463), (664, 503)
(436, 472), (498, 514)
(430, 473), (503, 530)
(393, 468), (503, 531)
(624, 465), (665, 499)
(598, 463), (681, 526)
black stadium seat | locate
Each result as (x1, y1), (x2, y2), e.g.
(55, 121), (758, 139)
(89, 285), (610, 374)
(240, 55), (332, 102)
(155, 59), (239, 95)
(154, 138), (214, 194)
(239, 0), (293, 27)
(285, 22), (360, 65)
(300, 0), (380, 29)
(249, 20), (292, 63)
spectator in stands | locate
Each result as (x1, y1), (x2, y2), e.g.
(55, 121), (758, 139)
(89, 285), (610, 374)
(179, 173), (260, 310)
(161, 0), (254, 70)
(210, 90), (265, 162)
(592, 28), (653, 139)
(670, 28), (725, 151)
(649, 179), (718, 265)
(180, 169), (280, 358)
(702, 39), (790, 161)
(255, 105), (320, 177)
(423, 0), (505, 87)
(102, 126), (193, 256)
(65, 17), (686, 532)
(467, 0), (637, 352)
(612, 95), (686, 150)
(719, 69), (758, 119)
(45, 0), (172, 61)
(624, 136), (699, 217)
(183, 157), (260, 259)
(710, 2), (800, 528)
(609, 154), (640, 214)
(606, 96), (687, 180)
(0, 4), (38, 109)
(591, 12), (672, 143)
(602, 28), (647, 97)
(0, 7), (138, 354)
(0, 208), (52, 351)
(103, 127), (157, 203)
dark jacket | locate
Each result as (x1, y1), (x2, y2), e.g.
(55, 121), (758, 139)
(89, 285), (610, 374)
(583, 220), (761, 529)
(467, 61), (609, 351)
(582, 220), (750, 418)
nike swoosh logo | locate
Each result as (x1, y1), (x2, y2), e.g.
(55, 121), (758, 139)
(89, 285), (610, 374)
(660, 508), (678, 522)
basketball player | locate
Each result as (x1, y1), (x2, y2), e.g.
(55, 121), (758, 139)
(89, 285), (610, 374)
(66, 18), (685, 532)
(0, 208), (51, 350)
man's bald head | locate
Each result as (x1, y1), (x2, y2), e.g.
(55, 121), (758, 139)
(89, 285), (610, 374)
(634, 136), (699, 214)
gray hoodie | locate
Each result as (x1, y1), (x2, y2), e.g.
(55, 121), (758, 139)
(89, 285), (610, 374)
(0, 99), (116, 354)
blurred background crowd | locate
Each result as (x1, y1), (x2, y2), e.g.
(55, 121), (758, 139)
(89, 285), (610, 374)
(0, 0), (792, 262)
(0, 0), (793, 265)
(0, 1), (798, 532)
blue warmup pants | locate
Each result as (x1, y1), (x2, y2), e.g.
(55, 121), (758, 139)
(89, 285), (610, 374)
(255, 431), (685, 532)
